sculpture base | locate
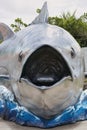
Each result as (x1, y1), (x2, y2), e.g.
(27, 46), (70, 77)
(0, 85), (87, 128)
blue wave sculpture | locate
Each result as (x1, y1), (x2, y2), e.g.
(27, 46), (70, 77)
(0, 85), (87, 128)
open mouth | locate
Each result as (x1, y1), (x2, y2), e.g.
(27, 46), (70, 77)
(21, 45), (72, 87)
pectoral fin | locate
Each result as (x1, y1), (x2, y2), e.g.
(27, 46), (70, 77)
(0, 23), (14, 41)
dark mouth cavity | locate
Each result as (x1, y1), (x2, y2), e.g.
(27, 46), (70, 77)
(21, 45), (71, 87)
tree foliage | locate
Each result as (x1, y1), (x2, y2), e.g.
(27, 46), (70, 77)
(11, 18), (28, 32)
(0, 32), (3, 44)
(10, 12), (87, 47)
(48, 12), (87, 47)
(0, 40), (3, 44)
(36, 8), (41, 14)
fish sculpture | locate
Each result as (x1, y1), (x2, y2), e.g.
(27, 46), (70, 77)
(0, 2), (87, 128)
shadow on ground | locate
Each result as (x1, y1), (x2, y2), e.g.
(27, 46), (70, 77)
(0, 118), (87, 130)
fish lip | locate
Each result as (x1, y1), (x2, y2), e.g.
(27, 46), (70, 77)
(20, 76), (72, 90)
(20, 45), (73, 88)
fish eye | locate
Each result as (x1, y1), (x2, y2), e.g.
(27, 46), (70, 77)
(71, 47), (76, 58)
(18, 51), (23, 62)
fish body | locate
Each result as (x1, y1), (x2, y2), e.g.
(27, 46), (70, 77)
(0, 2), (85, 119)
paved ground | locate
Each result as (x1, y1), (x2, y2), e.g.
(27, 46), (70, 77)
(0, 118), (87, 130)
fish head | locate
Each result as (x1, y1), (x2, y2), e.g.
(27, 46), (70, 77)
(0, 23), (84, 118)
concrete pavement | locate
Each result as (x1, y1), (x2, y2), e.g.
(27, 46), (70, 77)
(0, 118), (87, 130)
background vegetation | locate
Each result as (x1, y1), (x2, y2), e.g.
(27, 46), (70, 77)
(11, 18), (27, 32)
(48, 12), (87, 47)
(0, 11), (87, 47)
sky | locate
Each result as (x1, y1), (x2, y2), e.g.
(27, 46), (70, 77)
(0, 0), (87, 26)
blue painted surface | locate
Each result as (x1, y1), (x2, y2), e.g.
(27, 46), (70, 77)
(0, 86), (87, 128)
